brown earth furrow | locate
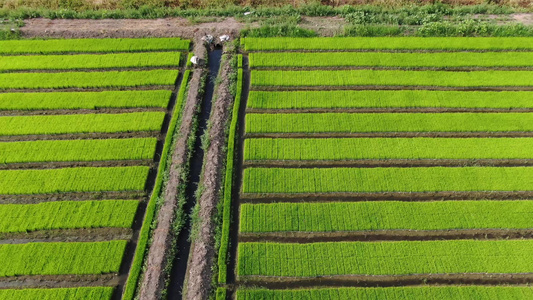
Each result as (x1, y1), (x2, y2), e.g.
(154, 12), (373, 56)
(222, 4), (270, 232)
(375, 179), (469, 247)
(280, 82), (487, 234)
(0, 50), (189, 57)
(239, 192), (533, 203)
(185, 52), (235, 300)
(138, 42), (207, 300)
(236, 273), (533, 289)
(243, 159), (533, 169)
(0, 274), (119, 289)
(0, 107), (166, 117)
(246, 49), (533, 53)
(0, 160), (153, 170)
(0, 228), (133, 244)
(0, 131), (160, 142)
(239, 229), (533, 243)
(244, 132), (533, 139)
(246, 108), (533, 114)
(0, 192), (145, 204)
(251, 86), (533, 92)
(0, 85), (174, 93)
(0, 66), (183, 74)
(250, 66), (533, 71)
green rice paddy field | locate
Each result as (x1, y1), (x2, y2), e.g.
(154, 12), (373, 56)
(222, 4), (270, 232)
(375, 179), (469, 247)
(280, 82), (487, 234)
(0, 37), (190, 299)
(228, 37), (533, 299)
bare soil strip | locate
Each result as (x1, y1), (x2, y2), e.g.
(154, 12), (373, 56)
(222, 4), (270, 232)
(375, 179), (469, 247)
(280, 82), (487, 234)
(0, 192), (145, 204)
(0, 160), (153, 170)
(0, 85), (174, 93)
(243, 159), (533, 169)
(236, 273), (533, 289)
(185, 52), (235, 300)
(0, 228), (133, 244)
(1, 66), (182, 74)
(251, 66), (533, 71)
(0, 107), (166, 117)
(0, 131), (159, 142)
(239, 229), (533, 243)
(244, 132), (533, 139)
(0, 274), (118, 289)
(246, 49), (533, 53)
(139, 55), (206, 300)
(247, 108), (533, 114)
(239, 192), (533, 203)
(252, 86), (533, 92)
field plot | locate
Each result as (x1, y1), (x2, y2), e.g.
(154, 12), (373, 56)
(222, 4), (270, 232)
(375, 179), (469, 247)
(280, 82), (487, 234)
(229, 37), (533, 299)
(0, 37), (189, 299)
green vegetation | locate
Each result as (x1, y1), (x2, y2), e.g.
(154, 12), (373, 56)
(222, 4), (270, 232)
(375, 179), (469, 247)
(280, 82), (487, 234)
(123, 70), (191, 300)
(238, 240), (533, 277)
(0, 90), (171, 110)
(0, 200), (138, 233)
(0, 241), (126, 276)
(0, 52), (181, 71)
(0, 138), (156, 163)
(251, 70), (533, 87)
(240, 201), (533, 232)
(0, 38), (189, 54)
(243, 167), (533, 193)
(0, 69), (179, 89)
(236, 286), (533, 299)
(249, 52), (533, 68)
(0, 112), (165, 136)
(242, 37), (533, 51)
(0, 287), (114, 300)
(246, 113), (533, 134)
(218, 68), (243, 284)
(247, 90), (533, 109)
(244, 138), (533, 160)
(0, 166), (149, 195)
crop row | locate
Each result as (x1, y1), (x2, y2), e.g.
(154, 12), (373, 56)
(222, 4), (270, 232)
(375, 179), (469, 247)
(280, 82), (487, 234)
(0, 241), (126, 276)
(0, 200), (138, 233)
(0, 38), (190, 54)
(247, 90), (533, 109)
(243, 167), (533, 194)
(244, 138), (533, 161)
(240, 200), (533, 233)
(236, 286), (533, 300)
(0, 90), (171, 110)
(1, 138), (157, 164)
(0, 70), (179, 89)
(251, 70), (533, 87)
(0, 287), (114, 300)
(0, 112), (165, 136)
(245, 113), (533, 134)
(238, 240), (533, 277)
(242, 37), (533, 51)
(0, 52), (182, 71)
(0, 166), (149, 195)
(249, 52), (533, 68)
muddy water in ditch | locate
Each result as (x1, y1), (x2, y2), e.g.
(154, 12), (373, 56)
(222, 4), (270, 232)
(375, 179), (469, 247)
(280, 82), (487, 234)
(167, 47), (223, 299)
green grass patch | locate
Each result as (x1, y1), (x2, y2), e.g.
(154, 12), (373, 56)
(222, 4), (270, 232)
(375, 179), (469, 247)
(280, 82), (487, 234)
(245, 113), (533, 134)
(0, 166), (149, 195)
(0, 90), (171, 110)
(244, 138), (533, 160)
(0, 52), (181, 71)
(0, 287), (114, 300)
(247, 90), (533, 109)
(0, 38), (190, 54)
(0, 112), (165, 136)
(0, 241), (126, 276)
(0, 138), (157, 163)
(249, 52), (533, 68)
(240, 200), (533, 232)
(251, 70), (533, 87)
(238, 240), (533, 277)
(0, 70), (179, 89)
(243, 167), (533, 194)
(0, 200), (138, 233)
(242, 37), (533, 51)
(236, 286), (533, 299)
